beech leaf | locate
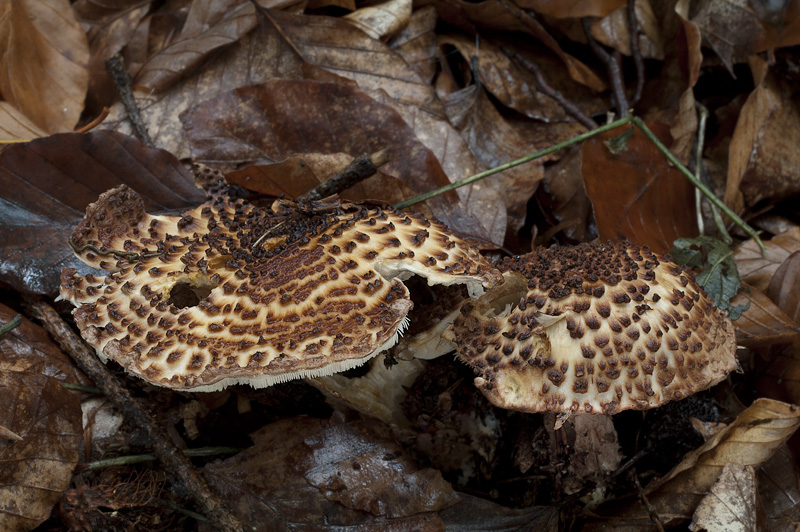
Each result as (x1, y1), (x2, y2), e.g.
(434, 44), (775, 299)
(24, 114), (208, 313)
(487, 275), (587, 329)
(0, 0), (89, 133)
(0, 304), (83, 532)
(0, 131), (204, 296)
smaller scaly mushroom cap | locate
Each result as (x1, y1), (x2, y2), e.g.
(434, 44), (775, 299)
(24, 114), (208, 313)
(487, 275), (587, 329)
(60, 178), (501, 392)
(451, 241), (737, 414)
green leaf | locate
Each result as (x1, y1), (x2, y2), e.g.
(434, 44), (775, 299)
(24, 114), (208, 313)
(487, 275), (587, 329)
(671, 236), (748, 320)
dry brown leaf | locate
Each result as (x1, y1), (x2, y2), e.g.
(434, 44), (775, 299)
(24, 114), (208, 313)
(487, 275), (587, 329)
(588, 398), (800, 529)
(581, 123), (697, 253)
(439, 493), (559, 531)
(537, 145), (594, 243)
(0, 131), (204, 296)
(104, 8), (444, 159)
(0, 0), (89, 133)
(756, 342), (800, 406)
(0, 102), (47, 142)
(427, 0), (606, 91)
(388, 5), (438, 83)
(688, 464), (758, 532)
(752, 0), (800, 52)
(202, 416), (458, 531)
(767, 251), (800, 324)
(692, 0), (800, 74)
(442, 86), (583, 233)
(134, 2), (260, 92)
(515, 0), (625, 18)
(669, 0), (703, 164)
(344, 0), (412, 41)
(734, 226), (800, 293)
(544, 0), (664, 60)
(73, 0), (151, 113)
(0, 304), (83, 532)
(733, 283), (800, 348)
(180, 79), (496, 242)
(227, 152), (421, 207)
(725, 73), (800, 213)
(758, 445), (800, 532)
(363, 87), (507, 245)
(438, 34), (571, 122)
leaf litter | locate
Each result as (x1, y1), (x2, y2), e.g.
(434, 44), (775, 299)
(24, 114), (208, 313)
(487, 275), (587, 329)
(2, 0), (800, 530)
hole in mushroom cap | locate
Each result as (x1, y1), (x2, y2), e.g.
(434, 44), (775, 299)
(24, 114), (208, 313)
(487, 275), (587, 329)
(166, 275), (216, 309)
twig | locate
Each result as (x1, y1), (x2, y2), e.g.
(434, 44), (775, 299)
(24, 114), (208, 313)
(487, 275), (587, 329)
(299, 148), (391, 202)
(106, 54), (153, 147)
(26, 302), (245, 532)
(627, 0), (645, 106)
(633, 471), (666, 532)
(693, 104), (733, 244)
(84, 447), (241, 471)
(582, 18), (629, 117)
(69, 235), (159, 263)
(502, 47), (598, 130)
(76, 107), (111, 134)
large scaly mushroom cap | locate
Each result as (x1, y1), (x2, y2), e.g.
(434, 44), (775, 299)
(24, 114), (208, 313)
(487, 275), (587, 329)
(59, 176), (501, 392)
(451, 241), (737, 414)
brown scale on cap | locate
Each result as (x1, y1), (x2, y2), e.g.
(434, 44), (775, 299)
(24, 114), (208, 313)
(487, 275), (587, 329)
(60, 174), (501, 392)
(451, 240), (737, 415)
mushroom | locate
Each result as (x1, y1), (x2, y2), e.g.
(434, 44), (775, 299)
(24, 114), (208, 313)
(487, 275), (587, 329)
(59, 177), (501, 392)
(450, 240), (737, 414)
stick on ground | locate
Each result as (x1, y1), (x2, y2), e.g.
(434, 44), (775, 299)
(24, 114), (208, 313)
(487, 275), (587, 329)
(27, 301), (244, 532)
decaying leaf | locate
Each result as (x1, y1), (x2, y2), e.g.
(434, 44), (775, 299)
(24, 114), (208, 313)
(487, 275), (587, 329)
(0, 102), (47, 143)
(0, 0), (89, 133)
(388, 5), (438, 82)
(588, 398), (800, 529)
(344, 0), (412, 41)
(439, 492), (559, 531)
(180, 79), (497, 243)
(688, 464), (758, 532)
(671, 236), (748, 320)
(226, 152), (420, 208)
(0, 131), (204, 296)
(581, 124), (697, 253)
(758, 445), (800, 532)
(202, 416), (458, 531)
(0, 305), (83, 532)
(734, 227), (800, 292)
(732, 283), (800, 347)
(767, 250), (800, 324)
(725, 73), (800, 212)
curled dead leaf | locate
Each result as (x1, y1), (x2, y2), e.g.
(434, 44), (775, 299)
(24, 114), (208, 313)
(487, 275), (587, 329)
(732, 283), (800, 347)
(0, 305), (83, 532)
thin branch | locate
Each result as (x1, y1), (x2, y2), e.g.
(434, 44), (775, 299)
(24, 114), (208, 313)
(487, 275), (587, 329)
(300, 148), (391, 202)
(26, 302), (245, 532)
(106, 54), (153, 147)
(502, 47), (598, 130)
(627, 0), (645, 106)
(582, 18), (629, 117)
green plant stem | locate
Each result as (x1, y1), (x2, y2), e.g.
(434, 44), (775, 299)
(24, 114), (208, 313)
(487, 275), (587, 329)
(61, 382), (104, 394)
(394, 114), (766, 256)
(0, 314), (21, 337)
(83, 447), (241, 470)
(394, 116), (632, 210)
(629, 117), (764, 254)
